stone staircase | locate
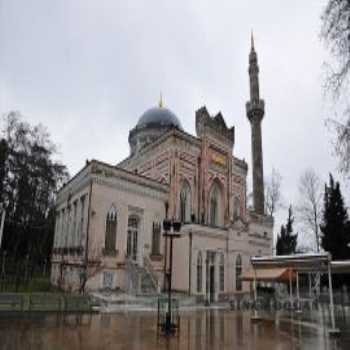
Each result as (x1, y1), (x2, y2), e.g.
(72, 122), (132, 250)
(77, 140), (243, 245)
(90, 258), (207, 313)
(125, 258), (160, 296)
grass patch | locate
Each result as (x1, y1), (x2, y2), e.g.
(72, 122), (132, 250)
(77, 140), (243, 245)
(0, 293), (92, 312)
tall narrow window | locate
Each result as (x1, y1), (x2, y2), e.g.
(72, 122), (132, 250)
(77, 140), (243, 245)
(104, 206), (117, 255)
(210, 196), (217, 226)
(236, 255), (242, 291)
(79, 195), (86, 247)
(62, 208), (68, 247)
(66, 206), (71, 247)
(234, 197), (241, 221)
(60, 209), (65, 248)
(209, 181), (221, 226)
(72, 201), (78, 247)
(127, 216), (139, 261)
(219, 254), (224, 292)
(197, 252), (203, 293)
(180, 181), (191, 223)
(54, 212), (60, 248)
(151, 222), (161, 255)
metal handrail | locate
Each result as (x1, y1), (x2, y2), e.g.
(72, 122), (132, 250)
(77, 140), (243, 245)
(144, 256), (160, 293)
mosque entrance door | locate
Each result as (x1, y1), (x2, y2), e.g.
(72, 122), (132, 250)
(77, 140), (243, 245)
(206, 251), (216, 304)
(127, 216), (139, 262)
(127, 230), (138, 261)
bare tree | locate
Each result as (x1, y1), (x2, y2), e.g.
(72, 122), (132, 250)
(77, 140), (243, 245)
(265, 168), (283, 217)
(297, 169), (323, 252)
(327, 117), (350, 175)
(321, 1), (350, 175)
(321, 0), (350, 95)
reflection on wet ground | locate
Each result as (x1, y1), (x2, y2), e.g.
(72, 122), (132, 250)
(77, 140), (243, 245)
(0, 308), (350, 350)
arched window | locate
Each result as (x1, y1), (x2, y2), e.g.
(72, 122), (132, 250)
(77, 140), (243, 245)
(236, 255), (242, 291)
(104, 206), (117, 255)
(234, 197), (241, 221)
(127, 215), (139, 261)
(66, 206), (71, 247)
(209, 181), (222, 226)
(219, 254), (224, 292)
(180, 180), (192, 223)
(197, 252), (203, 293)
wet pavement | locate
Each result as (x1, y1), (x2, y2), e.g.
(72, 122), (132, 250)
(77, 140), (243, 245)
(0, 309), (350, 350)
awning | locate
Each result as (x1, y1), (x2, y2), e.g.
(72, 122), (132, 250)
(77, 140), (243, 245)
(251, 253), (330, 270)
(240, 268), (296, 282)
(330, 261), (350, 274)
(250, 254), (350, 274)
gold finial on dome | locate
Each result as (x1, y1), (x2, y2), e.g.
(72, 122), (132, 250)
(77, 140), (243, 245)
(159, 92), (164, 108)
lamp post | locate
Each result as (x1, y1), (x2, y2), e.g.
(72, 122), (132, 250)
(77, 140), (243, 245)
(162, 219), (182, 335)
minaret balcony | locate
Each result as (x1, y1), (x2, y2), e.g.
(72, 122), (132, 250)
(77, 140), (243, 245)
(246, 99), (265, 120)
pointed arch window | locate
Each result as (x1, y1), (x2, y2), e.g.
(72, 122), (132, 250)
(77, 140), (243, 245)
(197, 251), (203, 293)
(180, 180), (192, 223)
(209, 181), (221, 226)
(219, 254), (225, 292)
(104, 206), (117, 255)
(234, 197), (241, 221)
(236, 254), (242, 291)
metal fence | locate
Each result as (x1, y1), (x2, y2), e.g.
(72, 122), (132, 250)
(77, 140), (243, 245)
(230, 289), (350, 312)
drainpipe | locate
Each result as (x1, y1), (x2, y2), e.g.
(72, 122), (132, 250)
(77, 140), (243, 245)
(163, 202), (169, 291)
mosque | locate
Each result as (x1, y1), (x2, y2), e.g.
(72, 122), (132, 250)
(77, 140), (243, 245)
(50, 36), (273, 302)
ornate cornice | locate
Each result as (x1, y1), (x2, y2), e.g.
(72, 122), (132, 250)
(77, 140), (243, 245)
(56, 176), (91, 206)
(56, 159), (170, 207)
(119, 128), (202, 169)
(93, 175), (168, 202)
(248, 210), (274, 227)
(195, 106), (235, 146)
(90, 161), (169, 193)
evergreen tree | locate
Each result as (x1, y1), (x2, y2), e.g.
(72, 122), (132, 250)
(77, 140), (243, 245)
(0, 111), (69, 262)
(320, 174), (350, 260)
(276, 205), (298, 255)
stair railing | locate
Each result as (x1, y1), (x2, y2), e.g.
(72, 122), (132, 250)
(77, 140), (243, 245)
(143, 256), (160, 293)
(125, 256), (140, 295)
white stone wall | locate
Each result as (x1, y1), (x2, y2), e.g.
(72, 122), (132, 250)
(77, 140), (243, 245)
(51, 161), (169, 292)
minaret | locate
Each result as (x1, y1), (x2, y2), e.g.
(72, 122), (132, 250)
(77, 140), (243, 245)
(246, 32), (265, 215)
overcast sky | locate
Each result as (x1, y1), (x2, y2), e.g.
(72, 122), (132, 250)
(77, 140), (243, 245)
(0, 1), (341, 247)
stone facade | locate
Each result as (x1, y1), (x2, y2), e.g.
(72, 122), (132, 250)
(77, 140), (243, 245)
(50, 40), (273, 301)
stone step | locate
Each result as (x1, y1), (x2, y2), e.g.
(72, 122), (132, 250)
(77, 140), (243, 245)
(91, 291), (201, 313)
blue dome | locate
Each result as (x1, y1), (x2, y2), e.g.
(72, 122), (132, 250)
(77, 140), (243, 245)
(136, 106), (183, 130)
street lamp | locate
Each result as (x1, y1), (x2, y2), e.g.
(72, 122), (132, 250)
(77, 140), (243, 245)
(162, 219), (182, 336)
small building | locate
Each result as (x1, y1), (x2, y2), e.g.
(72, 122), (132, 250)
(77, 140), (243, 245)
(51, 38), (273, 301)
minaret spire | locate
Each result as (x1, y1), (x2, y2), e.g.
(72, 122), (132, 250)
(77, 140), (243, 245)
(159, 92), (164, 108)
(246, 34), (265, 215)
(251, 30), (255, 50)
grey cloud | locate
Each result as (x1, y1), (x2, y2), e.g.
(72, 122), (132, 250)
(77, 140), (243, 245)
(1, 0), (338, 242)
